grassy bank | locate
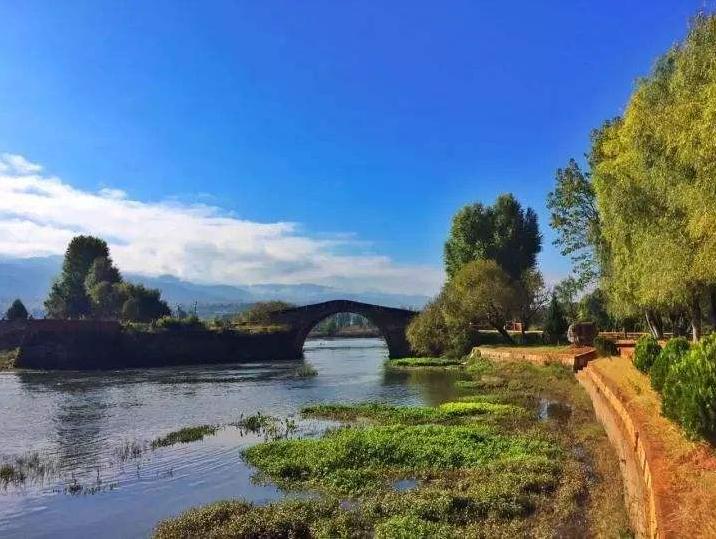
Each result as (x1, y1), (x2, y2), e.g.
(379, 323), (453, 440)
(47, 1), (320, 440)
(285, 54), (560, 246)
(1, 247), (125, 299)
(587, 357), (716, 536)
(155, 354), (630, 537)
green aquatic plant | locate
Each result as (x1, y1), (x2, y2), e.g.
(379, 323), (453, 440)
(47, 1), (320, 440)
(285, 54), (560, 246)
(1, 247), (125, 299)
(295, 362), (318, 377)
(302, 401), (524, 425)
(387, 357), (464, 367)
(233, 413), (297, 441)
(242, 423), (558, 494)
(151, 425), (219, 448)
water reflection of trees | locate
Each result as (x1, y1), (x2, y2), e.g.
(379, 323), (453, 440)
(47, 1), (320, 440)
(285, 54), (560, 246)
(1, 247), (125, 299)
(17, 371), (109, 473)
(382, 366), (467, 406)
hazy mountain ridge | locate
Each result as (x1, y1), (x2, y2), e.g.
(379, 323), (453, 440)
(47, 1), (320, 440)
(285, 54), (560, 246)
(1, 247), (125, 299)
(0, 257), (428, 316)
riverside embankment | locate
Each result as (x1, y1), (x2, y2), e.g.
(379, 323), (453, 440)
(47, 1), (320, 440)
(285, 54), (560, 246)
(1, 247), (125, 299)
(474, 343), (716, 538)
(1, 320), (299, 370)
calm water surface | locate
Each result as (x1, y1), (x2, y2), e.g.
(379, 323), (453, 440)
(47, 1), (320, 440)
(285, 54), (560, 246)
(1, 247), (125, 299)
(0, 338), (464, 538)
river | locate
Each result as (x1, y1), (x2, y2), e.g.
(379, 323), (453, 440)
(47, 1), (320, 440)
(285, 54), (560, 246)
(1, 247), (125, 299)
(0, 338), (465, 538)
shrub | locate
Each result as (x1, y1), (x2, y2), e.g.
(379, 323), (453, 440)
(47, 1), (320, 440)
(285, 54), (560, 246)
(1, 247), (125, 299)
(633, 335), (661, 373)
(593, 335), (618, 358)
(650, 337), (689, 392)
(661, 334), (716, 439)
(406, 296), (449, 357)
(155, 315), (206, 331)
(5, 299), (28, 322)
(235, 301), (295, 325)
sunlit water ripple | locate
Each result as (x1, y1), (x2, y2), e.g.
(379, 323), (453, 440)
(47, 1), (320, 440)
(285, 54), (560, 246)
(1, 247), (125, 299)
(0, 338), (465, 538)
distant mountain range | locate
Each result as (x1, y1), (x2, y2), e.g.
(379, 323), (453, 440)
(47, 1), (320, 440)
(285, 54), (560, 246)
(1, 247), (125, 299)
(0, 256), (428, 317)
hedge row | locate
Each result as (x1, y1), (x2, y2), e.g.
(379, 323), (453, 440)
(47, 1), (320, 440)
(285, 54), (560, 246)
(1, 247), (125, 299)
(633, 334), (716, 440)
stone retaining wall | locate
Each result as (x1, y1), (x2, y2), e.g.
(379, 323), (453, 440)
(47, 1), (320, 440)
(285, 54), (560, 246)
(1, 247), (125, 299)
(474, 346), (596, 372)
(577, 364), (660, 538)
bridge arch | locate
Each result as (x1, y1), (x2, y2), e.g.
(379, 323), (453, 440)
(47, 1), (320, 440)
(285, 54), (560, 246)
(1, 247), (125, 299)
(268, 300), (417, 358)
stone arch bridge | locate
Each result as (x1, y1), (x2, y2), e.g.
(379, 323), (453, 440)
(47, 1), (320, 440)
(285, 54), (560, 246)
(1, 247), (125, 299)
(267, 300), (418, 358)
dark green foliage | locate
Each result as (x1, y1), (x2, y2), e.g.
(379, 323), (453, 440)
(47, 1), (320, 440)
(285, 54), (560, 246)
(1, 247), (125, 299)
(406, 296), (450, 357)
(593, 335), (618, 358)
(151, 425), (218, 448)
(154, 499), (356, 539)
(444, 194), (541, 280)
(577, 288), (613, 330)
(45, 236), (111, 319)
(154, 315), (206, 331)
(5, 299), (28, 321)
(543, 294), (569, 344)
(120, 284), (171, 322)
(633, 335), (661, 373)
(661, 334), (716, 439)
(44, 236), (169, 322)
(84, 257), (122, 290)
(650, 337), (689, 392)
(235, 301), (295, 325)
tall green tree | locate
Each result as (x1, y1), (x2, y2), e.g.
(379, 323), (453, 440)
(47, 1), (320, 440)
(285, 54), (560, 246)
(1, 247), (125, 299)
(443, 260), (520, 345)
(45, 236), (111, 319)
(591, 14), (716, 341)
(45, 236), (171, 323)
(546, 151), (608, 288)
(444, 193), (541, 280)
(543, 294), (569, 344)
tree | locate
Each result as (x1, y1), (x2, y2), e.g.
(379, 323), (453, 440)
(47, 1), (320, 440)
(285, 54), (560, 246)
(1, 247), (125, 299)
(577, 288), (613, 331)
(543, 294), (569, 344)
(45, 236), (111, 319)
(84, 257), (122, 290)
(515, 269), (548, 334)
(6, 299), (28, 321)
(235, 301), (295, 325)
(553, 277), (580, 323)
(443, 260), (520, 345)
(84, 257), (124, 319)
(406, 294), (450, 357)
(547, 156), (606, 288)
(444, 194), (541, 280)
(44, 236), (171, 323)
(118, 283), (171, 323)
(590, 15), (716, 341)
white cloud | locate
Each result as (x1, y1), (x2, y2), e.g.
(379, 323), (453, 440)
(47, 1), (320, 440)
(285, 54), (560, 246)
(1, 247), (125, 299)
(0, 154), (443, 295)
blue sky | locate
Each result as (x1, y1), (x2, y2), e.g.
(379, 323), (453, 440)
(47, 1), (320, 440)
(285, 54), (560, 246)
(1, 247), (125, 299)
(0, 1), (705, 294)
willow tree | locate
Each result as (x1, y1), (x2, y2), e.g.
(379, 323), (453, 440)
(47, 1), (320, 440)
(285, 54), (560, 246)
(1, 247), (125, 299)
(592, 14), (716, 340)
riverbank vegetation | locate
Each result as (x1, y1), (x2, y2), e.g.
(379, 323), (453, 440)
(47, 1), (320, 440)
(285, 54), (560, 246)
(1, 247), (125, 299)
(386, 357), (463, 368)
(151, 425), (219, 448)
(155, 354), (630, 537)
(0, 348), (17, 369)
